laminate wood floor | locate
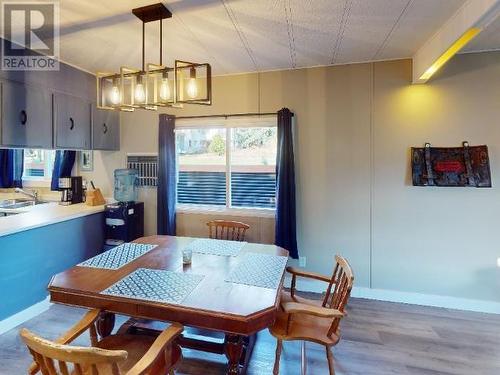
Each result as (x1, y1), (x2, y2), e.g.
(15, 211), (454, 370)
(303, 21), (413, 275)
(1, 297), (500, 374)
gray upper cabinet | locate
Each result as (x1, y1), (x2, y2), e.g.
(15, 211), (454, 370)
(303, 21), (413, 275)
(1, 80), (53, 148)
(0, 37), (113, 151)
(92, 107), (119, 151)
(55, 93), (91, 150)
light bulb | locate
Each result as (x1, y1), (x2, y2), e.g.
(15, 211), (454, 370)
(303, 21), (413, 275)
(159, 78), (171, 101)
(135, 82), (146, 103)
(110, 85), (120, 105)
(187, 77), (197, 99)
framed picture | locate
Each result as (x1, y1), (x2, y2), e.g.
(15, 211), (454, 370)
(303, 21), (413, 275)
(80, 150), (93, 172)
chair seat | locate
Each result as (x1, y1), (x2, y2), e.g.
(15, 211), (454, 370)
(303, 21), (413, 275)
(271, 290), (340, 347)
(75, 334), (181, 375)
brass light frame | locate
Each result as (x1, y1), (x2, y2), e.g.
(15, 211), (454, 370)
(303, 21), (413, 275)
(96, 72), (118, 110)
(175, 60), (212, 105)
(145, 63), (183, 108)
(96, 3), (212, 112)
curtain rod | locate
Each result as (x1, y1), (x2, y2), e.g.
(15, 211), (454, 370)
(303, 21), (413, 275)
(176, 112), (291, 120)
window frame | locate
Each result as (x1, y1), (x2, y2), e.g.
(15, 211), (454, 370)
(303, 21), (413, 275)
(22, 149), (55, 187)
(175, 115), (277, 215)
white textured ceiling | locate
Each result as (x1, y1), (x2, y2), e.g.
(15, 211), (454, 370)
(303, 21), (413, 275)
(50, 0), (499, 75)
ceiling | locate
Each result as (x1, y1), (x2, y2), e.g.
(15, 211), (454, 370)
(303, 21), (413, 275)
(463, 13), (500, 53)
(52, 0), (498, 75)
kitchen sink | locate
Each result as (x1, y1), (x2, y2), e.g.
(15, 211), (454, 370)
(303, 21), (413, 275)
(0, 198), (50, 209)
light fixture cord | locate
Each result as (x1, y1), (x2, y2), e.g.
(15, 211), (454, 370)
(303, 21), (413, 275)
(142, 21), (145, 72)
(160, 19), (163, 66)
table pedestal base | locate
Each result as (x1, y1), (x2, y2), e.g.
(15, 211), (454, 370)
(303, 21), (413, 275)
(225, 334), (244, 374)
(122, 319), (256, 375)
(96, 311), (115, 338)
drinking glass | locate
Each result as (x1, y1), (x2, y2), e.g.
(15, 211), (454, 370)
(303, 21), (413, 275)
(182, 248), (192, 265)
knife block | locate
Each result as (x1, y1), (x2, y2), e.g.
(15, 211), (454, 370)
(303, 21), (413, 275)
(86, 188), (106, 206)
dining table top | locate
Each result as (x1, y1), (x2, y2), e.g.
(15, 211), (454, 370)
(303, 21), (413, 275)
(48, 235), (289, 335)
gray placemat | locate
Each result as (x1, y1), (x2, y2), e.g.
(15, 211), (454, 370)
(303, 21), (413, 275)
(225, 253), (288, 289)
(101, 268), (204, 305)
(78, 243), (157, 270)
(185, 238), (246, 257)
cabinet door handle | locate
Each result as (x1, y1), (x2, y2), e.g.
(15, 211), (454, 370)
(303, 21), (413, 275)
(20, 110), (27, 125)
(103, 123), (108, 134)
(69, 117), (75, 130)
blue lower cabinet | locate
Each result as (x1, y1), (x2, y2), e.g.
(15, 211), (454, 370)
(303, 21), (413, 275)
(0, 213), (104, 321)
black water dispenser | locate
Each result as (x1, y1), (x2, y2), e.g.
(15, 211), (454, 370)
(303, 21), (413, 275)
(104, 168), (144, 249)
(104, 202), (144, 247)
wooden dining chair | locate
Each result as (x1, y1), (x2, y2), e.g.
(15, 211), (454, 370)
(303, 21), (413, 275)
(206, 220), (250, 241)
(269, 255), (354, 375)
(20, 309), (183, 375)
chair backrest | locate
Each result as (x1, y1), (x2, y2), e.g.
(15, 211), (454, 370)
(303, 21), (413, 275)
(20, 328), (128, 375)
(322, 255), (354, 337)
(207, 220), (250, 241)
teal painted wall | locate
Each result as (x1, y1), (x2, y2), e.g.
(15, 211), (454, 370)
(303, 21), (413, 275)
(0, 213), (104, 320)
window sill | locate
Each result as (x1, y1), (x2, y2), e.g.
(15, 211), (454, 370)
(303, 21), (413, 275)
(176, 204), (275, 218)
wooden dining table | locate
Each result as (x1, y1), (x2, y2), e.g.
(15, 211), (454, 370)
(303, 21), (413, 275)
(48, 235), (289, 374)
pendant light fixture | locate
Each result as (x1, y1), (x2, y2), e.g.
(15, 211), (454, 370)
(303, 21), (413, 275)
(96, 3), (212, 111)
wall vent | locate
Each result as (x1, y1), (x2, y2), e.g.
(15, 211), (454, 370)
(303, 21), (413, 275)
(127, 154), (158, 188)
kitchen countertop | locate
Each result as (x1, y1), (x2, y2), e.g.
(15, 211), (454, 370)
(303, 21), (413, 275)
(0, 202), (105, 237)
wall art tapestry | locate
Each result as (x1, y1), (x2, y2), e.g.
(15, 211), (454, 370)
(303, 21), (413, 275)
(411, 142), (491, 187)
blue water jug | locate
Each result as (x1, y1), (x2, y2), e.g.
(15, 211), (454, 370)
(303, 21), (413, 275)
(114, 169), (139, 202)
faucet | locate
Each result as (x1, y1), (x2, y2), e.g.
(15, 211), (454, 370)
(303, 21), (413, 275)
(15, 188), (38, 203)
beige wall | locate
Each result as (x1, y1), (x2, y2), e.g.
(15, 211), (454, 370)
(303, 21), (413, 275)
(84, 51), (500, 303)
(177, 213), (274, 244)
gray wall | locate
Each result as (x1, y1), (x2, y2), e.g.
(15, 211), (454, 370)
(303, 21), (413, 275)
(86, 51), (500, 304)
(0, 37), (95, 100)
(371, 55), (500, 302)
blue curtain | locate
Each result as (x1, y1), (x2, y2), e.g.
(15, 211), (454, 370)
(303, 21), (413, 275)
(275, 108), (298, 259)
(0, 149), (24, 188)
(51, 150), (76, 190)
(157, 114), (177, 235)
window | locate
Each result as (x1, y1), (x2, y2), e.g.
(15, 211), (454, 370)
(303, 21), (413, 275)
(230, 127), (277, 208)
(23, 149), (55, 183)
(176, 117), (277, 210)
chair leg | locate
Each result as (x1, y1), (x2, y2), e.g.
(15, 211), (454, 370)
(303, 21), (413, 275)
(301, 341), (307, 375)
(273, 339), (283, 375)
(326, 346), (335, 375)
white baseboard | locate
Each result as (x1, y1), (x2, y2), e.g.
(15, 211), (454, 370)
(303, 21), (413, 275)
(286, 277), (500, 315)
(0, 297), (52, 335)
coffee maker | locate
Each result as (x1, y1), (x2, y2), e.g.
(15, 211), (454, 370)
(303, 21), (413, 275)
(59, 177), (84, 205)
